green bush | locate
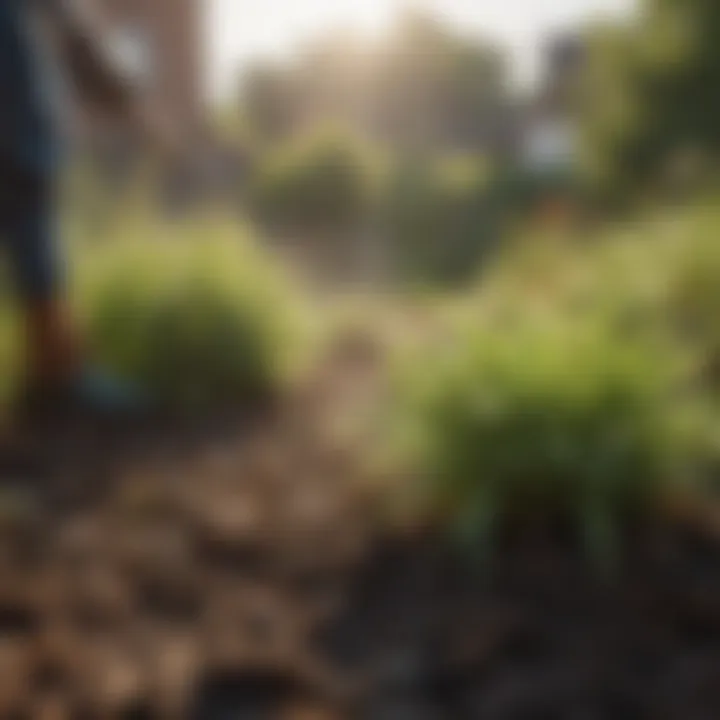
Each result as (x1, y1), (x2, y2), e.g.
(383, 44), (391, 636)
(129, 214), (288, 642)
(76, 217), (297, 413)
(385, 156), (500, 285)
(661, 211), (720, 337)
(390, 316), (711, 567)
(488, 203), (720, 381)
(249, 129), (381, 234)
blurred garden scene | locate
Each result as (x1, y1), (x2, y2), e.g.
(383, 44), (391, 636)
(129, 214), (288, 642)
(5, 0), (720, 717)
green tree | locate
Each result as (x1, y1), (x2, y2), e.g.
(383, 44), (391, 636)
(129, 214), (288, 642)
(237, 11), (511, 157)
(581, 0), (720, 202)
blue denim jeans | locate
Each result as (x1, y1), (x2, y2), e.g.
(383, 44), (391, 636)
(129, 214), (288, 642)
(0, 161), (61, 301)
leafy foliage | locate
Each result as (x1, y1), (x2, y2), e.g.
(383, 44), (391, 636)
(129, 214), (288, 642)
(239, 10), (510, 157)
(580, 0), (720, 201)
(385, 156), (501, 285)
(249, 128), (381, 234)
(392, 315), (708, 566)
(77, 218), (297, 413)
(387, 204), (720, 567)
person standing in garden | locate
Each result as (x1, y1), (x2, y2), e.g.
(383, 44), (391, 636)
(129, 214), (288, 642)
(0, 0), (168, 424)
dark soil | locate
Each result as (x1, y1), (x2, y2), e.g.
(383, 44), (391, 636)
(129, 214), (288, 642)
(2, 336), (720, 718)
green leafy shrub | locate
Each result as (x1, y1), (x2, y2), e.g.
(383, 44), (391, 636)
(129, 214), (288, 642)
(385, 156), (500, 285)
(390, 316), (711, 567)
(500, 204), (720, 385)
(249, 128), (381, 234)
(661, 210), (720, 334)
(77, 218), (297, 413)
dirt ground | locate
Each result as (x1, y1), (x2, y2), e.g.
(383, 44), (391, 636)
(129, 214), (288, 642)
(2, 334), (720, 719)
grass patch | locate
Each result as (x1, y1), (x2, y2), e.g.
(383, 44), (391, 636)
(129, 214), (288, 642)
(390, 317), (712, 568)
(384, 203), (720, 569)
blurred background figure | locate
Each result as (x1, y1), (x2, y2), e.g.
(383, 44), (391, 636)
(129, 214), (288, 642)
(0, 0), (177, 423)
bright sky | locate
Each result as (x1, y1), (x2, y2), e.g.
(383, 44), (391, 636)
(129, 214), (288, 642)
(207, 0), (636, 100)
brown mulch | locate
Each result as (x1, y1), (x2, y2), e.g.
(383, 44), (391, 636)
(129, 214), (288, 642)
(1, 336), (720, 718)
